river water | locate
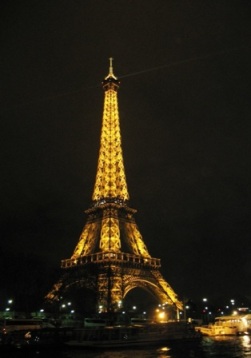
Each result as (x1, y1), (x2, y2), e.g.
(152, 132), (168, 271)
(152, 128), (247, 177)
(1, 336), (251, 358)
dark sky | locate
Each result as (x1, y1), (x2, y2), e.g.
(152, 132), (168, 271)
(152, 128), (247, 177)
(1, 0), (251, 304)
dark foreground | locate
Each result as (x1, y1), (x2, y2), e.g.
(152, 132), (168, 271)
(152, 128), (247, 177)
(1, 336), (251, 358)
(1, 324), (251, 357)
(0, 322), (200, 349)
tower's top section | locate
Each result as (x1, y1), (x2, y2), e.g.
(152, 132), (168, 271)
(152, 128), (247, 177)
(102, 57), (120, 92)
(92, 59), (129, 204)
(105, 57), (117, 80)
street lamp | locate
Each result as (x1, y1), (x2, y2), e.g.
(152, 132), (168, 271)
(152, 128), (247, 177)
(118, 300), (122, 309)
(5, 299), (14, 318)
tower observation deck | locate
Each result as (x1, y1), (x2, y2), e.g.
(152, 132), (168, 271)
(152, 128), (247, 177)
(46, 59), (183, 314)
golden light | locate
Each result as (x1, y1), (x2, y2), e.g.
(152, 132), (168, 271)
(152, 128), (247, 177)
(159, 312), (165, 319)
(157, 311), (167, 322)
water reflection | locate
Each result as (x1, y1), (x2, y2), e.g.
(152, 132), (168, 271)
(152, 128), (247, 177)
(62, 348), (172, 358)
(157, 346), (172, 358)
(201, 335), (251, 357)
(1, 337), (251, 358)
(61, 348), (173, 358)
(62, 337), (251, 358)
(50, 344), (202, 358)
(241, 334), (251, 351)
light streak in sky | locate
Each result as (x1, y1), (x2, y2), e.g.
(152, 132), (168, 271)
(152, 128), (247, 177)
(120, 45), (249, 79)
(5, 45), (249, 110)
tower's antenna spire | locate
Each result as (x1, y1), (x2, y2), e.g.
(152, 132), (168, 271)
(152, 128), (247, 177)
(105, 57), (117, 80)
(109, 57), (114, 76)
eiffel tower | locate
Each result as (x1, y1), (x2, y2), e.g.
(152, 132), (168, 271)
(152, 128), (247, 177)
(46, 59), (183, 315)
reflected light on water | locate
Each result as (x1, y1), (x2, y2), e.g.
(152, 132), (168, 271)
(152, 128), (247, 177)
(159, 347), (171, 352)
(241, 334), (251, 350)
(157, 346), (172, 358)
(202, 336), (251, 357)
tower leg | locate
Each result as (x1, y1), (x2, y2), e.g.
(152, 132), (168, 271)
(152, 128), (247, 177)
(97, 266), (123, 313)
(176, 308), (180, 321)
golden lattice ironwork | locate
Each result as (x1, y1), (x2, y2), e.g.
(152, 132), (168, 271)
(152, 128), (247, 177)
(92, 57), (129, 202)
(46, 59), (183, 313)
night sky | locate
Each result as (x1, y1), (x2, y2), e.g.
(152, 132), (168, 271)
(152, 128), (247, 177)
(1, 1), (251, 306)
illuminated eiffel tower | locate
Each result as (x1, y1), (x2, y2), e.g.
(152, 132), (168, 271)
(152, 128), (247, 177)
(47, 59), (183, 314)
